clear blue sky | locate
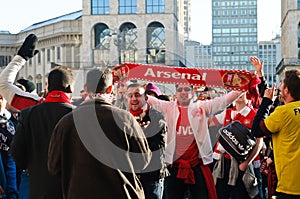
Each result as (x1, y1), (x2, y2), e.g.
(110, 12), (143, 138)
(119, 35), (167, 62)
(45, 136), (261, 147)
(0, 0), (280, 45)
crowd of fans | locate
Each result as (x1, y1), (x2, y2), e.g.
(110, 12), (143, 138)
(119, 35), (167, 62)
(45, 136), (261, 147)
(0, 34), (299, 199)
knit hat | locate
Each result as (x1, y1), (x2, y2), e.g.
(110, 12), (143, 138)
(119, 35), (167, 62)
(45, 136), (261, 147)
(17, 78), (36, 93)
(145, 82), (162, 97)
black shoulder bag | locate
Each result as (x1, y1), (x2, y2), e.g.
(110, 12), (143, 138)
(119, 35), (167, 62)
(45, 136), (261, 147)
(218, 120), (256, 162)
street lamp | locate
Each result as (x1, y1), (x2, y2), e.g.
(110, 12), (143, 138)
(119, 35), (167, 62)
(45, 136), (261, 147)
(111, 29), (127, 64)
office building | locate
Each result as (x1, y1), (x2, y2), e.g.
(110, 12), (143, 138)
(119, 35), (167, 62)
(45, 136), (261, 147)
(211, 0), (258, 70)
(258, 35), (281, 86)
(184, 40), (213, 68)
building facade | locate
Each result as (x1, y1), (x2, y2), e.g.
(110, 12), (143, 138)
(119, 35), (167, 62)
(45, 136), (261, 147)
(211, 0), (258, 70)
(82, 0), (184, 68)
(184, 40), (213, 68)
(276, 0), (300, 78)
(183, 0), (191, 40)
(258, 35), (281, 86)
(0, 12), (82, 94)
(0, 0), (185, 96)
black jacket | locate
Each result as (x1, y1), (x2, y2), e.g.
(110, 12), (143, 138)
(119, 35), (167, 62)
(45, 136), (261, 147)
(136, 107), (168, 182)
(10, 102), (75, 199)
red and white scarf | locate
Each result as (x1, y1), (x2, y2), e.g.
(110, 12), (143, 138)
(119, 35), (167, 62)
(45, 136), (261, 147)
(44, 90), (71, 104)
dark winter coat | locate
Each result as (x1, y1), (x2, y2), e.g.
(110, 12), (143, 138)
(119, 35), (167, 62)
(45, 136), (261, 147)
(136, 107), (168, 182)
(48, 98), (151, 199)
(10, 102), (75, 199)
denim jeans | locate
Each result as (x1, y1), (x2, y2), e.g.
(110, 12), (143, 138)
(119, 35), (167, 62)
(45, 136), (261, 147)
(140, 178), (164, 199)
(18, 171), (29, 199)
(254, 167), (263, 199)
(0, 151), (18, 199)
(163, 165), (209, 199)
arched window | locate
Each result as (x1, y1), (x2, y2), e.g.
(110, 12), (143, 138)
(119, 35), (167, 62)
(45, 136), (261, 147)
(94, 23), (111, 50)
(117, 23), (138, 63)
(146, 22), (165, 64)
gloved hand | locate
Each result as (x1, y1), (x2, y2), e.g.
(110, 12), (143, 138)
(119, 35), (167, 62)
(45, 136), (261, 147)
(17, 34), (39, 60)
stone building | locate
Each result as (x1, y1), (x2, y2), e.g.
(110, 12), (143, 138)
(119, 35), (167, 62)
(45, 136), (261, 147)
(0, 11), (83, 95)
(0, 0), (185, 97)
(276, 0), (300, 79)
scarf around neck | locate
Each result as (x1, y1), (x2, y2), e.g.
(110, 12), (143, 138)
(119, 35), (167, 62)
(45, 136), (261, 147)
(130, 103), (149, 118)
(44, 90), (71, 104)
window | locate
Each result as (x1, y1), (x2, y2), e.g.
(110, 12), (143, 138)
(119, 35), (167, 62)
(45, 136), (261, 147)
(36, 74), (43, 94)
(93, 23), (111, 65)
(94, 23), (111, 50)
(37, 53), (41, 64)
(119, 0), (137, 14)
(146, 0), (165, 13)
(47, 49), (51, 62)
(117, 23), (138, 63)
(57, 47), (61, 60)
(91, 0), (110, 14)
(146, 22), (165, 64)
(298, 0), (300, 9)
(0, 56), (11, 67)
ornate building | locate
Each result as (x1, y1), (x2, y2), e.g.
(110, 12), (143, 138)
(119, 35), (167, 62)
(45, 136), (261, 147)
(0, 0), (185, 97)
(0, 11), (82, 95)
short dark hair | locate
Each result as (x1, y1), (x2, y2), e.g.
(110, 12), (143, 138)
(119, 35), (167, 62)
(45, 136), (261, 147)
(48, 66), (74, 93)
(86, 68), (112, 94)
(284, 69), (300, 100)
(126, 83), (146, 95)
(127, 83), (145, 90)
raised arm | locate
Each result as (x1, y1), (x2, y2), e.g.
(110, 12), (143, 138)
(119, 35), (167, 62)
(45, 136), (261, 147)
(250, 56), (268, 97)
(146, 95), (172, 114)
(198, 90), (243, 117)
(251, 86), (275, 138)
(0, 34), (41, 110)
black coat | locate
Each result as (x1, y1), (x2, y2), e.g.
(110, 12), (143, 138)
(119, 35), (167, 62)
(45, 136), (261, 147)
(10, 102), (75, 199)
(136, 107), (168, 182)
(48, 98), (151, 199)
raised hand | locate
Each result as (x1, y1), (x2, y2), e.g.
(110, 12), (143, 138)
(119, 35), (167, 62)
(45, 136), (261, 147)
(250, 56), (264, 77)
(264, 83), (276, 100)
(17, 34), (39, 60)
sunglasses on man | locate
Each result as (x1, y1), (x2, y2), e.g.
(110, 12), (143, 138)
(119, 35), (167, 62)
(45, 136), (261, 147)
(176, 87), (192, 92)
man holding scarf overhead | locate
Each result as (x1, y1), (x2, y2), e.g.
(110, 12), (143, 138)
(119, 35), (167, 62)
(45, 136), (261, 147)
(146, 84), (244, 199)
